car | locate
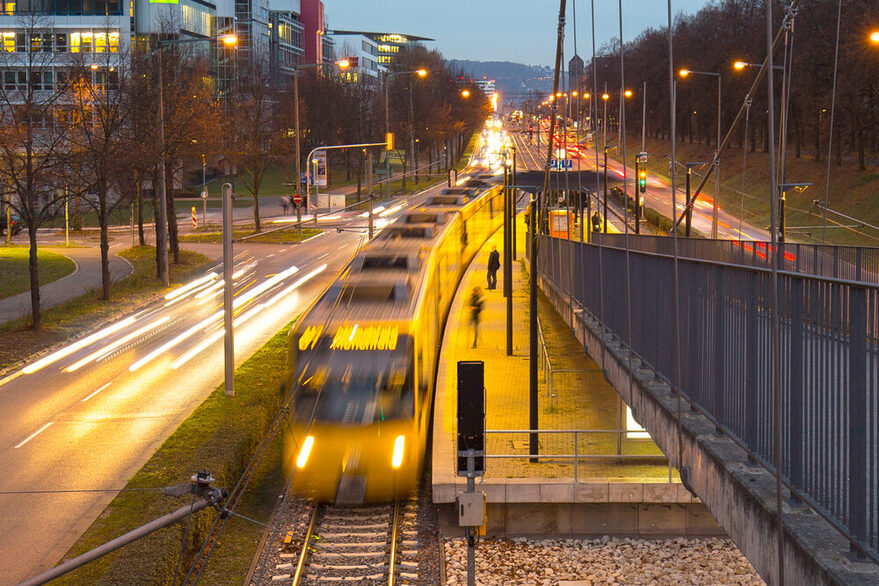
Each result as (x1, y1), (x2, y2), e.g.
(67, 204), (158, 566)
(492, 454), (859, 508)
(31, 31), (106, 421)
(0, 212), (22, 236)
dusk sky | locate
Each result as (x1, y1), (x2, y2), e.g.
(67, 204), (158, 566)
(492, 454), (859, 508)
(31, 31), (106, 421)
(324, 0), (713, 67)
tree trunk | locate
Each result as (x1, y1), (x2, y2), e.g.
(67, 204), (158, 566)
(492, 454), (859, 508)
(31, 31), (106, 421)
(99, 193), (111, 301)
(814, 115), (821, 162)
(253, 180), (261, 232)
(166, 168), (180, 264)
(153, 166), (161, 278)
(27, 225), (41, 330)
(136, 170), (145, 246)
(73, 193), (82, 231)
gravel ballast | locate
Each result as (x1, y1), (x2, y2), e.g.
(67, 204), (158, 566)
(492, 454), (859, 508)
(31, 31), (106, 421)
(443, 536), (765, 585)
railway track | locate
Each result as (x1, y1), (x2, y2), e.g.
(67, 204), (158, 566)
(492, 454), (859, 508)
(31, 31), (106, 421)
(262, 498), (419, 585)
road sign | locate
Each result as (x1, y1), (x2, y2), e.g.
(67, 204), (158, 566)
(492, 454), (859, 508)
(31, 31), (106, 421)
(200, 190), (208, 200)
(549, 158), (573, 170)
(293, 193), (302, 205)
(637, 152), (648, 163)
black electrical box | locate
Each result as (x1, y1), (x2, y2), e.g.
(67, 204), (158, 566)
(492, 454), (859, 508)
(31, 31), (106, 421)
(457, 360), (485, 476)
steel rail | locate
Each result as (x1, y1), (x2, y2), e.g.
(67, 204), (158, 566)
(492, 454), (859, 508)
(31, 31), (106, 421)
(292, 503), (320, 585)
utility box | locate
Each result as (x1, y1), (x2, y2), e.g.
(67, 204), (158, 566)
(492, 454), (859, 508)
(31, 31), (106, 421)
(457, 491), (486, 527)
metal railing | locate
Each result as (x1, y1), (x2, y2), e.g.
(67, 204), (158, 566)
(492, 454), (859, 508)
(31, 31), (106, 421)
(536, 317), (586, 412)
(539, 234), (879, 564)
(596, 233), (879, 284)
(483, 429), (669, 483)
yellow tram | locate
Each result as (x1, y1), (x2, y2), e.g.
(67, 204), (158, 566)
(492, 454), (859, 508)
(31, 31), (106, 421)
(283, 180), (503, 504)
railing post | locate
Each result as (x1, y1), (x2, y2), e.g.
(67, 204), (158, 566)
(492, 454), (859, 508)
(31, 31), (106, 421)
(789, 276), (804, 504)
(848, 286), (867, 559)
(745, 275), (759, 458)
(713, 267), (725, 434)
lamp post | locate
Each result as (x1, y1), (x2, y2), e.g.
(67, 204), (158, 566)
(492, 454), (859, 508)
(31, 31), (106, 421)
(293, 59), (350, 230)
(679, 68), (722, 239)
(384, 69), (427, 197)
(155, 33), (237, 287)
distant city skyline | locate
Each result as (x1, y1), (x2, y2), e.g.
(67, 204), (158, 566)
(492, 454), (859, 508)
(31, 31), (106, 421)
(323, 0), (712, 67)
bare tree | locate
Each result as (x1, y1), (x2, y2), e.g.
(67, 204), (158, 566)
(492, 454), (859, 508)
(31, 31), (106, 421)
(0, 15), (71, 329)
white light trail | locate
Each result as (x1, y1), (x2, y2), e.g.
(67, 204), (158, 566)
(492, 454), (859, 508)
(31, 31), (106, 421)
(379, 203), (405, 217)
(232, 265), (299, 310)
(128, 311), (223, 372)
(22, 316), (137, 374)
(169, 302), (266, 370)
(66, 316), (171, 372)
(164, 273), (218, 301)
(263, 264), (327, 308)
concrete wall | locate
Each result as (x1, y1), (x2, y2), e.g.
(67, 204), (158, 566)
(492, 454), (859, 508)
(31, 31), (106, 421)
(538, 275), (879, 585)
(439, 502), (723, 539)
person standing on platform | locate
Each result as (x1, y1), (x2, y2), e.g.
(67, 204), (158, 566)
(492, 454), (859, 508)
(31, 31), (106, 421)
(486, 245), (500, 290)
(469, 286), (484, 348)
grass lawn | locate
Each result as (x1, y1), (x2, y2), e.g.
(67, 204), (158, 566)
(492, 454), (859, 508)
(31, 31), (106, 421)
(57, 322), (293, 584)
(0, 246), (212, 371)
(625, 134), (879, 246)
(0, 246), (77, 301)
(180, 227), (321, 244)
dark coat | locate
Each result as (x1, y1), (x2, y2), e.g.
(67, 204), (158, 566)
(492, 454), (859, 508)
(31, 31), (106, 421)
(487, 249), (500, 272)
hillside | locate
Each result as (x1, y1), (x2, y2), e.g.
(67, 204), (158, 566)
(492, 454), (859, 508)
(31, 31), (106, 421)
(448, 60), (553, 98)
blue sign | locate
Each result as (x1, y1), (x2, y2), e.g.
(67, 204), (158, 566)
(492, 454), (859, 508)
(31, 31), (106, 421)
(549, 159), (573, 170)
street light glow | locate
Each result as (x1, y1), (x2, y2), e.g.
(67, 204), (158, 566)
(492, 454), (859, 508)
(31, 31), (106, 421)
(602, 93), (610, 101)
(220, 34), (238, 46)
(679, 68), (690, 77)
(416, 68), (427, 77)
(624, 89), (633, 98)
(461, 89), (471, 98)
(336, 58), (351, 68)
(733, 61), (747, 70)
(871, 31), (879, 44)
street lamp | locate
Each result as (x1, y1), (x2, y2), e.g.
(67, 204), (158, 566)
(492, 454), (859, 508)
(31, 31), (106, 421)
(461, 89), (471, 98)
(870, 30), (879, 44)
(293, 58), (351, 227)
(155, 33), (237, 287)
(384, 68), (428, 197)
(679, 67), (722, 238)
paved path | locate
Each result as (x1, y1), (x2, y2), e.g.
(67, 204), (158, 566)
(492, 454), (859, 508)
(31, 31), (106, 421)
(0, 245), (132, 326)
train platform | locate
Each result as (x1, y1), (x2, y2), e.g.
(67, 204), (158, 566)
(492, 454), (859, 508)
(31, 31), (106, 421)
(431, 214), (722, 537)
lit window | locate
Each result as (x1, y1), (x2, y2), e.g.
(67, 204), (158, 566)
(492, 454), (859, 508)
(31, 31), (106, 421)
(128, 0), (133, 17)
(3, 2), (14, 15)
(94, 32), (106, 53)
(70, 32), (80, 53)
(80, 32), (93, 53)
(2, 32), (14, 52)
(109, 32), (118, 52)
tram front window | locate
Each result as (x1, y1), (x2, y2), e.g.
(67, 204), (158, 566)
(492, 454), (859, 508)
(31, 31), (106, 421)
(293, 345), (414, 424)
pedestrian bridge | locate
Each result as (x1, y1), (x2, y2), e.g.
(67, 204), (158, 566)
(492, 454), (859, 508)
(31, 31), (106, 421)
(535, 233), (878, 584)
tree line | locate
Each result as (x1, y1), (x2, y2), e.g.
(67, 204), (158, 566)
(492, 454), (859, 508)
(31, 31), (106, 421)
(565, 0), (877, 167)
(0, 18), (489, 329)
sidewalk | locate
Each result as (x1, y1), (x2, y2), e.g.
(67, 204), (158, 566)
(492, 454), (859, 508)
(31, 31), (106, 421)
(0, 245), (132, 326)
(431, 215), (717, 536)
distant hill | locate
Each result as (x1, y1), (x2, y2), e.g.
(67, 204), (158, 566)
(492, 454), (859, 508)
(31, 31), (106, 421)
(448, 60), (553, 101)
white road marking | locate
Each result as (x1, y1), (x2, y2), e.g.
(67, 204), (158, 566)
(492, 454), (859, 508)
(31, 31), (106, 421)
(82, 382), (112, 402)
(15, 422), (53, 449)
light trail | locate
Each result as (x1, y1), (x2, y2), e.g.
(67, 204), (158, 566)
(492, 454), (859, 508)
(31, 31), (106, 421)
(263, 264), (328, 308)
(128, 311), (223, 372)
(65, 316), (171, 373)
(164, 272), (218, 301)
(21, 316), (137, 374)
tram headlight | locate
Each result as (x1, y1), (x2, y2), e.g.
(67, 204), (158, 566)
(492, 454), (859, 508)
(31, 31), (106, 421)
(392, 435), (405, 469)
(296, 436), (314, 469)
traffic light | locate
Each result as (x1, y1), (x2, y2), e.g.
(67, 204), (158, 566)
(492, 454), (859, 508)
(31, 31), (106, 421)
(385, 132), (394, 151)
(638, 170), (647, 194)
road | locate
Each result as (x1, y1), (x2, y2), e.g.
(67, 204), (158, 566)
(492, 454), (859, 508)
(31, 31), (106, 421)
(517, 120), (769, 241)
(0, 169), (477, 583)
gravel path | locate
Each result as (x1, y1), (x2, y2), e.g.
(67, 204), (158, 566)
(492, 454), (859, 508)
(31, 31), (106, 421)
(443, 536), (765, 585)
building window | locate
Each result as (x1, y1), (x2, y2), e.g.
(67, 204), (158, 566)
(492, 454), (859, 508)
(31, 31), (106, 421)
(1, 32), (14, 52)
(3, 1), (14, 15)
(55, 33), (67, 52)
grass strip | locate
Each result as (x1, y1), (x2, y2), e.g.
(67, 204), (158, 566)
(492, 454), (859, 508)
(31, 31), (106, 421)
(180, 227), (321, 244)
(0, 246), (212, 372)
(56, 322), (293, 585)
(0, 246), (77, 300)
